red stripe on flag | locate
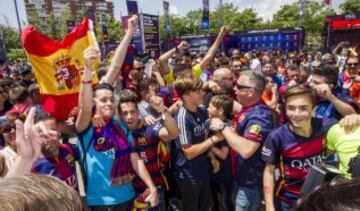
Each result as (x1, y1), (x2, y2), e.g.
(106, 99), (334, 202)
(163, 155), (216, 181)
(21, 18), (90, 56)
(41, 93), (79, 120)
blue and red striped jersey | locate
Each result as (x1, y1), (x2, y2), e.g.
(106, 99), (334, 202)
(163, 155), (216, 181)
(31, 144), (78, 191)
(132, 123), (167, 192)
(261, 118), (336, 204)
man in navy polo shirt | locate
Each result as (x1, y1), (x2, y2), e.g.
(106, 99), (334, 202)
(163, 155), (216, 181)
(211, 70), (273, 211)
(173, 74), (224, 211)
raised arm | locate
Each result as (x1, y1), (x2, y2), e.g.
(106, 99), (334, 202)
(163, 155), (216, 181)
(199, 26), (227, 70)
(158, 41), (190, 75)
(75, 47), (98, 133)
(101, 15), (138, 85)
(332, 42), (346, 57)
(149, 95), (180, 141)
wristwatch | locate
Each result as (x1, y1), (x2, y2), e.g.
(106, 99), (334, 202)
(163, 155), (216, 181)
(217, 122), (226, 131)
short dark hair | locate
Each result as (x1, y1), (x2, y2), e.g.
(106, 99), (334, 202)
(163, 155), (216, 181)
(138, 77), (158, 93)
(93, 83), (114, 96)
(117, 89), (138, 112)
(210, 95), (233, 118)
(284, 84), (316, 107)
(285, 64), (300, 76)
(9, 85), (28, 104)
(295, 179), (360, 211)
(312, 65), (338, 86)
(34, 111), (56, 124)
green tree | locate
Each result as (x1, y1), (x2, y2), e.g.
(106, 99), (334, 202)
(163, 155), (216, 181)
(46, 11), (60, 40)
(271, 0), (334, 47)
(26, 8), (41, 30)
(0, 24), (20, 51)
(340, 0), (360, 14)
(59, 9), (74, 38)
(107, 17), (121, 41)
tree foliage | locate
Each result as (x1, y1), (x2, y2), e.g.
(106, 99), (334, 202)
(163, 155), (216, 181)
(340, 0), (360, 14)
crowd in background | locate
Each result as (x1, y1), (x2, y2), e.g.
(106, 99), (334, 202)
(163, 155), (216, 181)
(0, 15), (360, 211)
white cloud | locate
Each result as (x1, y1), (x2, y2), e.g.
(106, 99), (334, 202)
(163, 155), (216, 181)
(170, 5), (180, 15)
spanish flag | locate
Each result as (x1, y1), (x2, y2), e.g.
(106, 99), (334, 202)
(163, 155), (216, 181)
(21, 18), (99, 120)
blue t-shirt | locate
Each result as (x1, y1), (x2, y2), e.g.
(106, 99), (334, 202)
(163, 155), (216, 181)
(315, 91), (360, 120)
(77, 118), (135, 206)
(234, 101), (273, 188)
(174, 106), (210, 183)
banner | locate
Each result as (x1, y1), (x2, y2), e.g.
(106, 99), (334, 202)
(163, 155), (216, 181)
(101, 14), (109, 41)
(163, 1), (171, 33)
(21, 18), (100, 120)
(126, 0), (139, 15)
(122, 16), (143, 53)
(202, 0), (210, 29)
(66, 20), (76, 33)
(143, 14), (160, 58)
(300, 0), (305, 19)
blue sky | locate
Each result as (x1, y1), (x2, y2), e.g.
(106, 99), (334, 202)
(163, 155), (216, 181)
(0, 0), (342, 28)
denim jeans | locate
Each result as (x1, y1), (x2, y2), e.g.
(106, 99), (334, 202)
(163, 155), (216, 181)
(275, 198), (294, 211)
(175, 177), (212, 211)
(235, 186), (262, 211)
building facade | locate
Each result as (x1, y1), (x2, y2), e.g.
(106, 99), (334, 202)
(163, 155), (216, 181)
(24, 0), (114, 31)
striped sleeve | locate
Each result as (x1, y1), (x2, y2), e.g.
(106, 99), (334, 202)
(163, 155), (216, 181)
(177, 107), (192, 145)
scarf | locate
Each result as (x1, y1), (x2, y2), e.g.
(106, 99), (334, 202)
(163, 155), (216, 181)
(93, 118), (134, 186)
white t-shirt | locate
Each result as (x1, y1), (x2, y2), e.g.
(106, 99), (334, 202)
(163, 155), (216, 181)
(250, 58), (261, 72)
(0, 146), (17, 176)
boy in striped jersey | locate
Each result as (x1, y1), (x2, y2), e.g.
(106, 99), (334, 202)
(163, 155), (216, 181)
(262, 85), (336, 211)
(117, 91), (179, 211)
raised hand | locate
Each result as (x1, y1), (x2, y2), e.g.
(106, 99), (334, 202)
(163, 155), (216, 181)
(150, 95), (166, 113)
(177, 41), (190, 51)
(16, 107), (42, 162)
(83, 47), (99, 70)
(128, 15), (139, 32)
(220, 26), (228, 36)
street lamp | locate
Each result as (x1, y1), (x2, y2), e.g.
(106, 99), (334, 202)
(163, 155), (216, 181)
(13, 0), (22, 55)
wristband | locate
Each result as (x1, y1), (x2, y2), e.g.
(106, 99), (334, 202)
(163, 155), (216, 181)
(82, 79), (92, 84)
(175, 46), (179, 52)
(210, 136), (216, 145)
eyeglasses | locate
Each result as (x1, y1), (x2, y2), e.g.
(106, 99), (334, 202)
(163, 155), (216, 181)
(235, 84), (255, 90)
(3, 125), (15, 133)
(348, 63), (359, 67)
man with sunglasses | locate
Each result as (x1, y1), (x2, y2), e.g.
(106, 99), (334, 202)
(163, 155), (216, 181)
(343, 56), (360, 102)
(210, 70), (274, 211)
(0, 124), (17, 177)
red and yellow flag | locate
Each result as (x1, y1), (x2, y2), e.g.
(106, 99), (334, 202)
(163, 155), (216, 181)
(21, 18), (99, 120)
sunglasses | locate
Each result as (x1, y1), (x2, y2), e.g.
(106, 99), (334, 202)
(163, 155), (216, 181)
(3, 125), (15, 133)
(348, 63), (359, 67)
(235, 84), (256, 90)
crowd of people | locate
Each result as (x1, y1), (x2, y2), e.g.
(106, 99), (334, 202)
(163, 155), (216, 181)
(1, 14), (360, 211)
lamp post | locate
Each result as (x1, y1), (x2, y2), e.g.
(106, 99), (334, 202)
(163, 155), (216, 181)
(13, 0), (22, 57)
